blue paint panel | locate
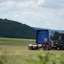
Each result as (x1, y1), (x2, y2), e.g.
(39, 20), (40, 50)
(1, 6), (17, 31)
(36, 30), (49, 44)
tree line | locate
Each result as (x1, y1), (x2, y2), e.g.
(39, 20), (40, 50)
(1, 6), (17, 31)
(0, 18), (36, 39)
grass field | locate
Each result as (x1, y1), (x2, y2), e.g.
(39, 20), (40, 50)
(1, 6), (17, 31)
(0, 38), (64, 64)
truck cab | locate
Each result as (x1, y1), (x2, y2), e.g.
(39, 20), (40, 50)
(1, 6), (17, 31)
(36, 30), (51, 50)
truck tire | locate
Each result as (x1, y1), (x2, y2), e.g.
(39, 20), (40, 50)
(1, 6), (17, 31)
(48, 46), (51, 50)
(32, 47), (37, 50)
(42, 45), (46, 50)
(56, 46), (60, 50)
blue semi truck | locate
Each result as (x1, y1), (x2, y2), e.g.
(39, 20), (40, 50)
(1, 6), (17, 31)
(36, 30), (51, 50)
(28, 30), (64, 50)
(28, 30), (51, 50)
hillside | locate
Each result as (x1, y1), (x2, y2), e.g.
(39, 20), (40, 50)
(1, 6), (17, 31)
(0, 18), (36, 39)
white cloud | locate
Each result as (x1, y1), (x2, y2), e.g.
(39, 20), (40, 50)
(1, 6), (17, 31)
(18, 1), (37, 9)
(0, 2), (7, 11)
(0, 0), (64, 30)
(37, 0), (45, 6)
(38, 0), (64, 9)
(0, 1), (18, 11)
(19, 1), (32, 7)
(7, 1), (17, 7)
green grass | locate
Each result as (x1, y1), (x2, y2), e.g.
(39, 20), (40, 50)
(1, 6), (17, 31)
(0, 38), (35, 46)
(0, 38), (64, 64)
(0, 51), (64, 64)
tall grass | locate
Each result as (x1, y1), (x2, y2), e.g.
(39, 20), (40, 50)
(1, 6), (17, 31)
(0, 50), (64, 64)
(0, 38), (64, 64)
(38, 51), (64, 64)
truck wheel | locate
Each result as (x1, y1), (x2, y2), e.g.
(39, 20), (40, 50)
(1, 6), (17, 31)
(42, 45), (46, 50)
(48, 46), (51, 50)
(57, 47), (60, 50)
(43, 47), (46, 50)
(32, 47), (36, 50)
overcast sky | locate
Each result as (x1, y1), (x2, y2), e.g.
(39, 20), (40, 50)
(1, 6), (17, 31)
(0, 0), (64, 30)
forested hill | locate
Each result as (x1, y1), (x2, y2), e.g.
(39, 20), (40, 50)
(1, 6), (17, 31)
(0, 18), (36, 39)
